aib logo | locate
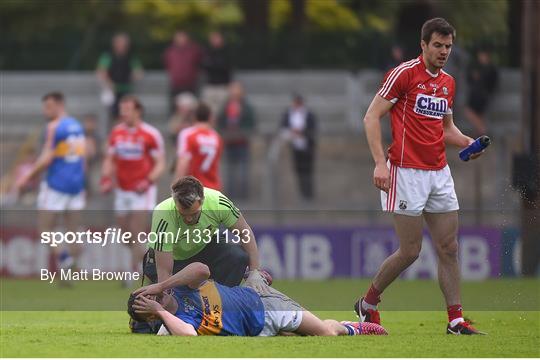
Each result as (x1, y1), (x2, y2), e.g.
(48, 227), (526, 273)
(413, 94), (448, 119)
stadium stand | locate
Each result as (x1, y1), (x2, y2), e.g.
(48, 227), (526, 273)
(1, 70), (521, 225)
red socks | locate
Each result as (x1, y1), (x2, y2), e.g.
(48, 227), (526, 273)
(364, 284), (382, 306)
(447, 304), (464, 323)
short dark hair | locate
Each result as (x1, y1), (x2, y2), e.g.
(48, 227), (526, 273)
(171, 176), (204, 209)
(194, 103), (211, 122)
(42, 91), (65, 103)
(421, 18), (456, 44)
(120, 94), (144, 113)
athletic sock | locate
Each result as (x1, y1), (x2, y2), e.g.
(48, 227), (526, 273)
(447, 304), (464, 327)
(363, 284), (382, 309)
(342, 323), (359, 336)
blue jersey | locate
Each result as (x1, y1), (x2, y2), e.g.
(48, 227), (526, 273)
(46, 117), (85, 194)
(172, 281), (265, 336)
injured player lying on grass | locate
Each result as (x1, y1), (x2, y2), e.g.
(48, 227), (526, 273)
(128, 262), (387, 337)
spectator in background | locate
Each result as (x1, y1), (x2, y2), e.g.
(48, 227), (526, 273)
(168, 92), (198, 145)
(382, 44), (404, 71)
(281, 94), (317, 201)
(96, 33), (143, 122)
(464, 48), (499, 136)
(217, 81), (255, 200)
(202, 31), (232, 115)
(163, 31), (203, 113)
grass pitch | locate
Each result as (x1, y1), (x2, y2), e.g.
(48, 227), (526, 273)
(1, 279), (539, 357)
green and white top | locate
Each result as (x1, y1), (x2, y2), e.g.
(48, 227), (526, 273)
(149, 188), (240, 260)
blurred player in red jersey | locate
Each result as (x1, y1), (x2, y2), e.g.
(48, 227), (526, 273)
(101, 95), (165, 284)
(174, 103), (223, 190)
(356, 18), (485, 335)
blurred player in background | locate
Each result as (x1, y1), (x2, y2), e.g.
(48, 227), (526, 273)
(129, 262), (388, 337)
(101, 95), (165, 285)
(357, 18), (484, 335)
(174, 103), (223, 191)
(16, 92), (86, 274)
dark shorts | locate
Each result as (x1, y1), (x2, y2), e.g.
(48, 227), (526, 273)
(143, 239), (249, 287)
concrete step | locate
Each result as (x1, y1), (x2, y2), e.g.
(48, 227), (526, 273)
(237, 71), (350, 94)
(2, 72), (101, 94)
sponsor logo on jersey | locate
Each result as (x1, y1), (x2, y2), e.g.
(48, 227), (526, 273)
(413, 94), (448, 119)
(116, 140), (144, 159)
(182, 296), (195, 313)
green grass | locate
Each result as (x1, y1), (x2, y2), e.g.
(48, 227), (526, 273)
(1, 279), (539, 357)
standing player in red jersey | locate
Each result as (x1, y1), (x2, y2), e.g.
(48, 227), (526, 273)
(174, 103), (223, 190)
(101, 95), (165, 283)
(356, 18), (485, 335)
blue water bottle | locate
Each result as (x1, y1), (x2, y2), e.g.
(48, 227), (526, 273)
(459, 136), (491, 161)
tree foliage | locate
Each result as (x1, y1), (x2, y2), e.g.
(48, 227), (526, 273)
(270, 0), (362, 30)
(0, 0), (511, 69)
(122, 0), (243, 41)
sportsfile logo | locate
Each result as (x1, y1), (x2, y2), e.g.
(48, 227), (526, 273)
(413, 93), (448, 119)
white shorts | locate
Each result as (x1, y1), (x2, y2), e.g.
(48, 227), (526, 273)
(114, 185), (157, 214)
(255, 287), (303, 337)
(37, 182), (86, 211)
(381, 162), (459, 216)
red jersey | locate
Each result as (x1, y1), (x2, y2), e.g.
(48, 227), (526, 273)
(108, 122), (164, 191)
(177, 125), (223, 190)
(378, 56), (455, 170)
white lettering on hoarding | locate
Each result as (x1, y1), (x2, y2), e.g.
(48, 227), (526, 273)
(403, 237), (437, 279)
(258, 235), (283, 278)
(284, 236), (297, 279)
(460, 236), (490, 280)
(300, 235), (333, 279)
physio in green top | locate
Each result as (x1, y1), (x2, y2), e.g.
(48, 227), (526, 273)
(148, 176), (267, 293)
